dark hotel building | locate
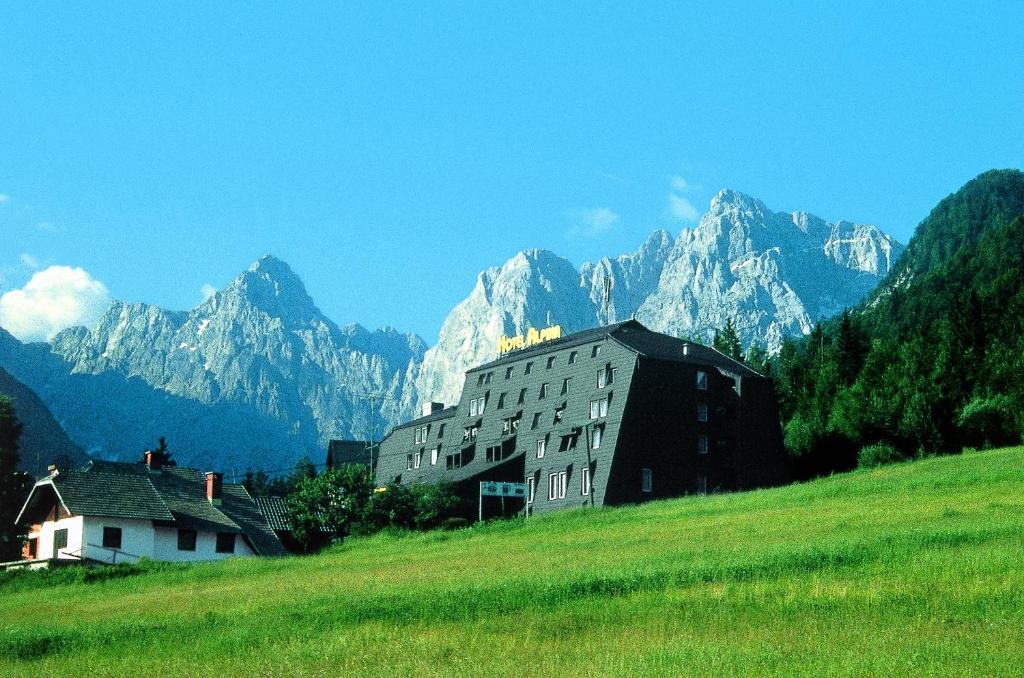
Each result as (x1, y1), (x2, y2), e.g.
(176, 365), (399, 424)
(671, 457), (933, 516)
(375, 320), (788, 518)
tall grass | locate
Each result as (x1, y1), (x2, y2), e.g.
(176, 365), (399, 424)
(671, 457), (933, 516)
(2, 447), (1022, 676)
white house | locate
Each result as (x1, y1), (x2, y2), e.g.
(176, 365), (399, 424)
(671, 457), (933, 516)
(15, 455), (285, 565)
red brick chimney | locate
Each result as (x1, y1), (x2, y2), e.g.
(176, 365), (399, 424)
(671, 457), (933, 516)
(205, 472), (223, 505)
(144, 450), (161, 470)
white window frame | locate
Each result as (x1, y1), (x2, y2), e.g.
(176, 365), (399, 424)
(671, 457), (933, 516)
(592, 426), (602, 449)
(696, 370), (708, 391)
(539, 383), (548, 399)
(697, 402), (708, 422)
(581, 467), (591, 496)
(548, 473), (558, 500)
(470, 399), (478, 416)
(590, 400), (600, 419)
(536, 438), (546, 459)
(558, 471), (567, 499)
(642, 468), (652, 493)
(414, 450), (422, 469)
(431, 447), (439, 465)
(597, 370), (607, 389)
(698, 434), (710, 455)
(599, 397), (609, 417)
(527, 477), (535, 504)
(478, 396), (486, 414)
(592, 345), (601, 358)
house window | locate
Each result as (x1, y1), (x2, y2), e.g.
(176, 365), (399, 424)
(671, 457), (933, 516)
(569, 351), (577, 364)
(581, 467), (591, 496)
(561, 378), (571, 395)
(527, 477), (535, 504)
(518, 388), (527, 405)
(592, 425), (603, 449)
(497, 392), (506, 409)
(536, 437), (547, 459)
(525, 362), (534, 375)
(591, 345), (601, 358)
(531, 412), (541, 430)
(431, 447), (440, 465)
(54, 528), (68, 552)
(642, 468), (652, 493)
(697, 402), (709, 422)
(539, 383), (548, 399)
(696, 370), (708, 390)
(546, 356), (556, 369)
(505, 366), (514, 380)
(102, 526), (122, 550)
(177, 529), (197, 552)
(216, 532), (236, 554)
(697, 474), (708, 495)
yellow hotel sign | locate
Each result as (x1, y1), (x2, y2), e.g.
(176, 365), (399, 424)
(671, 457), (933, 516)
(497, 325), (562, 354)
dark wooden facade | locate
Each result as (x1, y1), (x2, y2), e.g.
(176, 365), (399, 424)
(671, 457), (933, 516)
(376, 321), (788, 519)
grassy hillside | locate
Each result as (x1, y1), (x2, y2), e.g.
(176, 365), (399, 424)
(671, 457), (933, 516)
(3, 448), (1023, 676)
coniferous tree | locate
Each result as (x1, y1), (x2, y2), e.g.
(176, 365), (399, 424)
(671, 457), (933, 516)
(0, 395), (32, 561)
(712, 318), (744, 363)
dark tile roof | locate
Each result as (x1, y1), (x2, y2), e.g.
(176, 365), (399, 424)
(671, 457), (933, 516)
(253, 496), (290, 532)
(387, 406), (457, 433)
(471, 321), (638, 372)
(22, 460), (285, 557)
(47, 471), (175, 521)
(608, 322), (763, 377)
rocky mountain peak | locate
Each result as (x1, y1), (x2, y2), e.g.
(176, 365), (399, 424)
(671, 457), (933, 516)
(218, 254), (322, 326)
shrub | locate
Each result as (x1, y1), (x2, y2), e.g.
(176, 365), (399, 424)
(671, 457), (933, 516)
(412, 481), (462, 530)
(858, 442), (904, 468)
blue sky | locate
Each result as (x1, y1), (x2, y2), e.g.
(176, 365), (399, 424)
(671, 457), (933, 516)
(1, 2), (1022, 343)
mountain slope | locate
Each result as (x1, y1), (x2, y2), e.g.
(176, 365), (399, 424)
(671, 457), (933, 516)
(0, 366), (88, 476)
(411, 191), (899, 409)
(0, 256), (426, 471)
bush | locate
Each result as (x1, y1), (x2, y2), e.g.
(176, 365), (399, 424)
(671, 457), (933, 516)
(440, 517), (469, 530)
(858, 442), (904, 468)
(412, 481), (462, 530)
(957, 395), (1019, 449)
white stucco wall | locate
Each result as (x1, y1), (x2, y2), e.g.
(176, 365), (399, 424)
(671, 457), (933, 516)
(152, 527), (255, 562)
(80, 517), (157, 564)
(33, 515), (84, 560)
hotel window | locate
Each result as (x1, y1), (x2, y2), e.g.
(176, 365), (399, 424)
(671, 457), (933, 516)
(697, 474), (708, 495)
(568, 351), (577, 364)
(641, 468), (652, 493)
(479, 395), (487, 414)
(102, 527), (122, 550)
(525, 362), (534, 375)
(518, 388), (527, 405)
(590, 400), (600, 419)
(407, 453), (414, 470)
(536, 437), (547, 459)
(546, 356), (556, 369)
(505, 366), (514, 380)
(539, 383), (548, 399)
(437, 424), (445, 439)
(558, 433), (577, 452)
(431, 446), (440, 465)
(558, 470), (567, 498)
(531, 412), (541, 430)
(597, 369), (607, 389)
(485, 445), (500, 463)
(553, 405), (565, 424)
(581, 467), (591, 496)
(502, 416), (520, 434)
(697, 402), (708, 422)
(696, 370), (708, 391)
(485, 372), (493, 384)
(592, 345), (601, 358)
(497, 392), (506, 409)
(54, 528), (68, 552)
(216, 532), (236, 554)
(549, 471), (567, 500)
(527, 477), (535, 504)
(697, 434), (710, 455)
(561, 378), (571, 395)
(415, 450), (423, 469)
(177, 529), (197, 552)
(600, 395), (610, 417)
(592, 425), (604, 449)
(477, 374), (485, 387)
(469, 399), (478, 416)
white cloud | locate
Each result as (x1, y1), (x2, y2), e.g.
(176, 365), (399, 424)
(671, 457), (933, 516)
(574, 207), (620, 237)
(19, 253), (40, 269)
(669, 175), (689, 192)
(669, 194), (699, 222)
(200, 283), (217, 301)
(0, 265), (110, 342)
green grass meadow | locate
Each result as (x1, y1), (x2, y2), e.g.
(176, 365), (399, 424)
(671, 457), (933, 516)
(3, 447), (1023, 676)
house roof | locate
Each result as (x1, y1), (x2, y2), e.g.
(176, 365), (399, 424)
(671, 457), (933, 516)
(16, 460), (286, 556)
(253, 496), (290, 532)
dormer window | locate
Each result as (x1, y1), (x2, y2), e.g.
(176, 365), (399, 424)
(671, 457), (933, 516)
(696, 370), (708, 391)
(546, 356), (556, 369)
(539, 383), (548, 399)
(561, 378), (571, 395)
(591, 345), (601, 358)
(525, 362), (534, 375)
(568, 351), (577, 364)
(505, 366), (514, 380)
